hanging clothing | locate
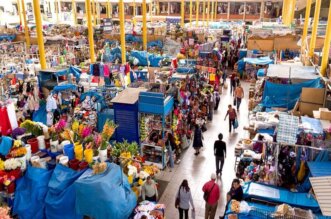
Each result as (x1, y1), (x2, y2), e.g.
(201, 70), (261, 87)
(7, 103), (18, 130)
(0, 108), (12, 135)
(92, 64), (100, 76)
(104, 65), (110, 77)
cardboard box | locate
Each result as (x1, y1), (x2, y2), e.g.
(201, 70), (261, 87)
(301, 88), (325, 105)
(320, 111), (331, 121)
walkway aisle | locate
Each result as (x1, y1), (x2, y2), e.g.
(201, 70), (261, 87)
(157, 80), (250, 219)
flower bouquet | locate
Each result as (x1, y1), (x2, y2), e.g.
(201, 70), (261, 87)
(7, 140), (27, 170)
(4, 158), (22, 180)
(20, 120), (43, 137)
(0, 206), (12, 219)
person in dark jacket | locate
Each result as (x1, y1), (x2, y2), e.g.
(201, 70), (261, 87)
(214, 133), (226, 176)
(227, 178), (243, 202)
(193, 124), (203, 156)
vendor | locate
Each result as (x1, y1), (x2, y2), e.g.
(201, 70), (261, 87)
(226, 179), (243, 202)
(253, 135), (264, 154)
(142, 176), (159, 202)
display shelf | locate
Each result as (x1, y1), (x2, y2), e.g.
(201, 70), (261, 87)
(141, 143), (168, 170)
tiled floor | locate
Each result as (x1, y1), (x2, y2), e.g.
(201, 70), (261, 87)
(157, 80), (250, 219)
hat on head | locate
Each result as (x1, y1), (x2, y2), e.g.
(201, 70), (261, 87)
(211, 173), (217, 180)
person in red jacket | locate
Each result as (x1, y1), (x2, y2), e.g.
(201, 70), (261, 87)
(202, 173), (220, 219)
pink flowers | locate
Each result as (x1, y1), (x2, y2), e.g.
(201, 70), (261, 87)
(94, 134), (102, 146)
(55, 119), (67, 132)
(82, 126), (92, 138)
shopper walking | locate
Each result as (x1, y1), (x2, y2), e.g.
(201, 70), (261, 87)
(165, 132), (178, 171)
(202, 173), (220, 219)
(214, 133), (226, 176)
(233, 83), (244, 112)
(193, 124), (203, 155)
(213, 90), (220, 111)
(142, 176), (158, 202)
(175, 179), (195, 219)
(230, 72), (237, 94)
(224, 105), (237, 133)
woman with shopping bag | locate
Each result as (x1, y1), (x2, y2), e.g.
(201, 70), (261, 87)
(175, 179), (195, 219)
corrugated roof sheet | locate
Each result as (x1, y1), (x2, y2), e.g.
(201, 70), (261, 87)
(310, 176), (331, 216)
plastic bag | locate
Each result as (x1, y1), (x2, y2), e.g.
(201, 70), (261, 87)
(234, 119), (239, 129)
(191, 209), (196, 219)
(239, 201), (251, 214)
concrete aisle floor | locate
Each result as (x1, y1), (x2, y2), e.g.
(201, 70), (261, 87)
(157, 80), (250, 219)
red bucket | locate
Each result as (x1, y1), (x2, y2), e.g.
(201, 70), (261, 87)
(9, 168), (21, 179)
(45, 139), (50, 149)
(27, 138), (39, 153)
(6, 182), (16, 194)
(78, 161), (89, 170)
(69, 159), (80, 170)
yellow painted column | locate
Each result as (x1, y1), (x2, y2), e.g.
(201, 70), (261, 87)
(288, 0), (295, 26)
(282, 0), (288, 25)
(195, 0), (199, 27)
(320, 5), (331, 76)
(17, 0), (22, 25)
(133, 0), (136, 17)
(119, 0), (126, 63)
(309, 0), (321, 57)
(96, 0), (100, 25)
(149, 3), (153, 22)
(91, 0), (96, 25)
(72, 0), (77, 25)
(211, 0), (214, 22)
(203, 0), (206, 27)
(181, 0), (185, 27)
(85, 0), (96, 63)
(301, 0), (312, 54)
(142, 0), (147, 50)
(107, 0), (111, 18)
(21, 0), (30, 49)
(206, 0), (210, 27)
(189, 0), (193, 27)
(32, 0), (47, 69)
(109, 2), (112, 17)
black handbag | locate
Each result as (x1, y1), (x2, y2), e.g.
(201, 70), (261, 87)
(233, 97), (237, 106)
(175, 188), (180, 208)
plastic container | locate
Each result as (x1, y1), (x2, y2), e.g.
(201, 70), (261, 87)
(37, 135), (46, 150)
(63, 144), (75, 160)
(78, 161), (89, 170)
(59, 156), (69, 166)
(27, 138), (39, 153)
(69, 159), (80, 170)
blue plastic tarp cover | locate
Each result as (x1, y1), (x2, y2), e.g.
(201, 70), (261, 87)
(147, 40), (163, 48)
(131, 50), (149, 66)
(300, 116), (324, 134)
(74, 163), (137, 219)
(125, 34), (142, 43)
(308, 162), (331, 177)
(0, 34), (16, 41)
(243, 56), (274, 65)
(45, 164), (86, 219)
(262, 78), (322, 109)
(55, 69), (69, 77)
(33, 102), (47, 125)
(13, 166), (53, 219)
(69, 66), (81, 81)
(53, 84), (77, 92)
(243, 182), (320, 212)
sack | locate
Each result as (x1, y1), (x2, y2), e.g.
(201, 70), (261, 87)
(191, 209), (196, 219)
(234, 119), (239, 129)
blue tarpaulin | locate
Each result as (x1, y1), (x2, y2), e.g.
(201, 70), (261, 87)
(308, 162), (331, 177)
(69, 66), (81, 81)
(243, 56), (274, 65)
(147, 40), (163, 48)
(243, 182), (320, 212)
(125, 34), (142, 43)
(0, 34), (16, 41)
(262, 78), (322, 109)
(53, 84), (77, 92)
(45, 165), (86, 219)
(74, 163), (136, 219)
(33, 102), (47, 125)
(130, 50), (165, 67)
(13, 166), (53, 219)
(55, 69), (69, 77)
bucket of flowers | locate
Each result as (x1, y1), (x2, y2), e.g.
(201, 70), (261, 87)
(7, 140), (27, 171)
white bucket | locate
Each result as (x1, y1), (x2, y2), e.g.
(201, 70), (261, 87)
(25, 144), (31, 161)
(37, 135), (46, 150)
